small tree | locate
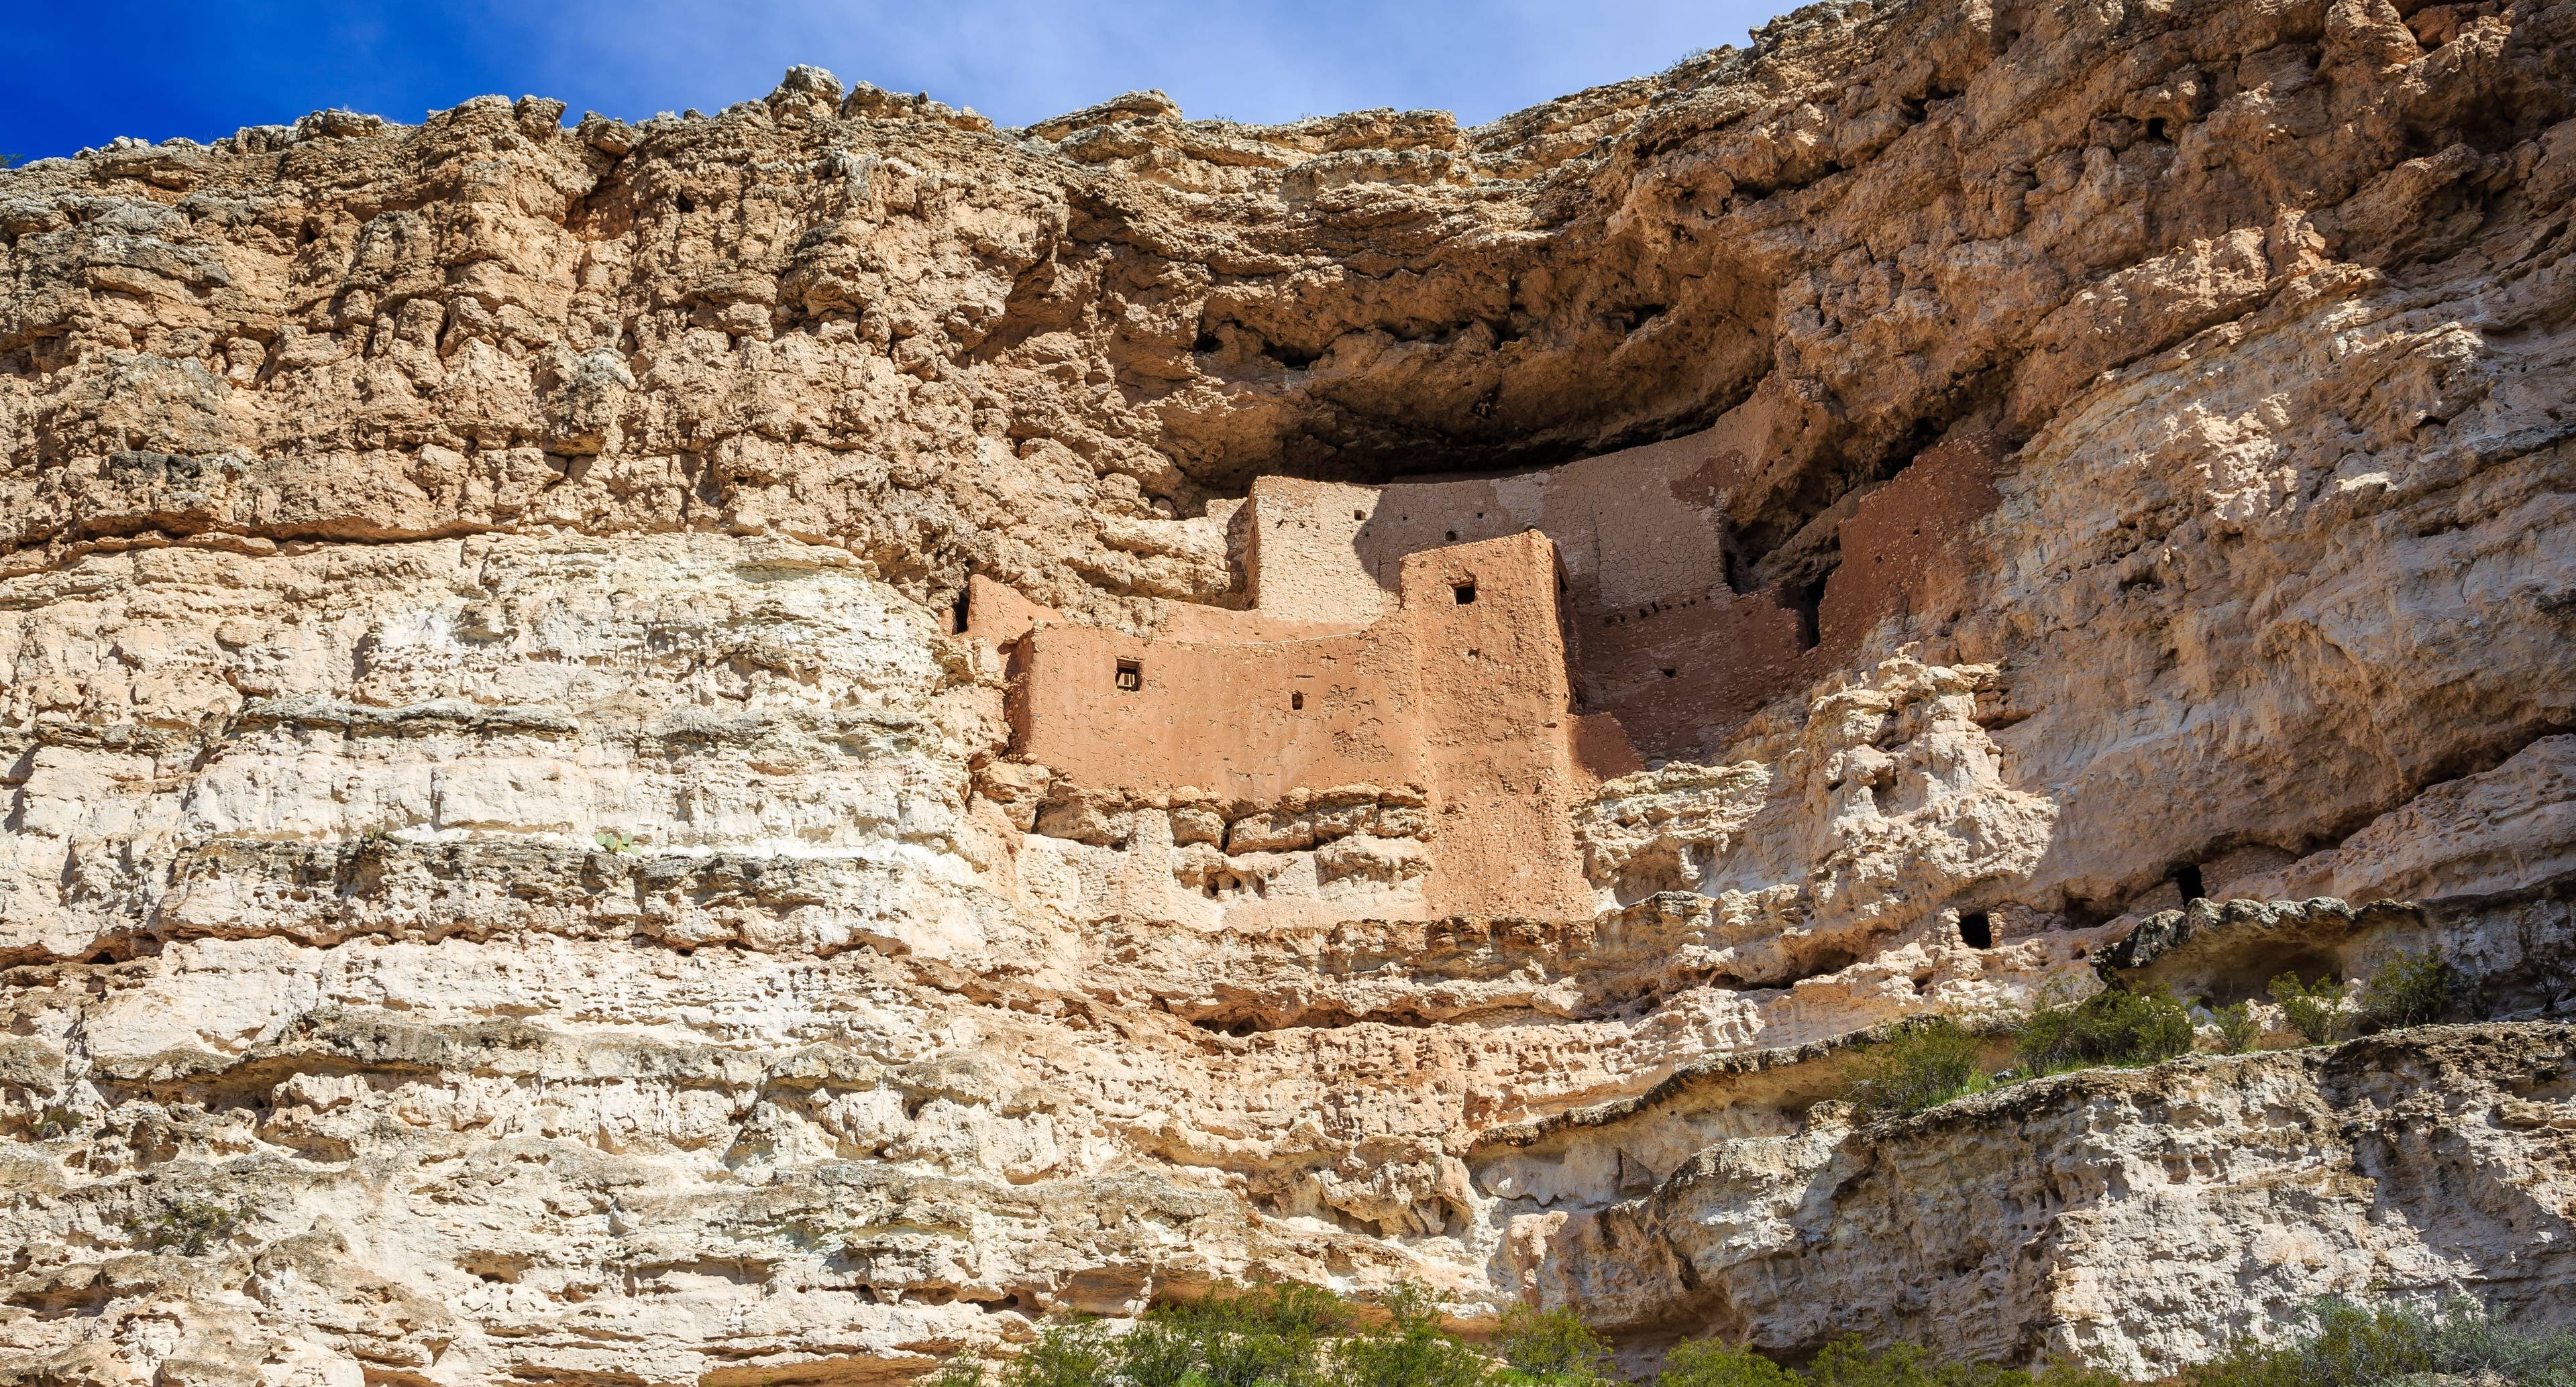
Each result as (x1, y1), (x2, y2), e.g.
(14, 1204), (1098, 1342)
(2184, 1297), (2576, 1387)
(1845, 1015), (1987, 1117)
(1118, 1318), (1200, 1387)
(2267, 972), (2351, 1045)
(1002, 1320), (1118, 1387)
(1656, 1339), (1797, 1387)
(2210, 1001), (2261, 1055)
(2013, 984), (2195, 1076)
(1334, 1286), (1493, 1387)
(1493, 1304), (1608, 1382)
(2358, 952), (2457, 1031)
(922, 1354), (989, 1387)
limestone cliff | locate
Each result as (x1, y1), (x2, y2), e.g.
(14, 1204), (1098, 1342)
(3, 0), (2575, 1383)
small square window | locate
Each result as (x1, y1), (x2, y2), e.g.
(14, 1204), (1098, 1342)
(1452, 581), (1476, 604)
(1114, 659), (1142, 691)
(1291, 691), (1305, 710)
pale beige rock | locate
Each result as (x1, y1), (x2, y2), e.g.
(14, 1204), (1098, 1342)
(1522, 1025), (2576, 1382)
(5, 1), (2576, 1382)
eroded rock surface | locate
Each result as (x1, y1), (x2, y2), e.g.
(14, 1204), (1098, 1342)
(4, 0), (2575, 1381)
(1526, 1023), (2576, 1382)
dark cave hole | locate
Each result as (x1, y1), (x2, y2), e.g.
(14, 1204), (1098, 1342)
(1790, 576), (1827, 651)
(1959, 912), (1993, 950)
(2174, 863), (2207, 904)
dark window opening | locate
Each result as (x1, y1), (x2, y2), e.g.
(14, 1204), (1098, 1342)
(1353, 509), (1365, 520)
(1959, 911), (1993, 949)
(1452, 581), (1477, 604)
(1662, 667), (1678, 679)
(1790, 576), (1827, 651)
(1291, 691), (1305, 710)
(1445, 529), (1460, 541)
(2174, 863), (2206, 903)
(1114, 659), (1142, 692)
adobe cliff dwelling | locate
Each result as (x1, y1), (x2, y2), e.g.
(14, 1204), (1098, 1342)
(969, 421), (2001, 926)
(3, 1), (2574, 1383)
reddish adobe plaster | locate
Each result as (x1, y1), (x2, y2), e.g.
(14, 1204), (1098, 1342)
(972, 425), (2003, 913)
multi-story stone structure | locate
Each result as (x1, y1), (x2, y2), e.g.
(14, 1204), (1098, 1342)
(968, 422), (2002, 922)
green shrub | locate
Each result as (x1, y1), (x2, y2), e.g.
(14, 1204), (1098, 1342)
(2267, 973), (2351, 1046)
(1846, 1016), (1989, 1117)
(126, 1199), (241, 1256)
(2012, 985), (2195, 1076)
(1493, 1305), (1607, 1382)
(1654, 1336), (2120, 1387)
(1656, 1339), (1798, 1387)
(1805, 1337), (2032, 1387)
(1177, 1281), (1356, 1339)
(1198, 1319), (1324, 1387)
(1118, 1319), (1201, 1387)
(924, 1354), (991, 1387)
(2210, 1002), (2261, 1055)
(948, 1286), (2155, 1387)
(1003, 1319), (1120, 1387)
(1130, 1281), (1360, 1387)
(2357, 952), (2457, 1031)
(1334, 1287), (1494, 1387)
(2186, 1297), (2576, 1387)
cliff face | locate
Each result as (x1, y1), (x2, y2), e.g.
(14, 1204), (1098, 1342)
(4, 1), (2576, 1383)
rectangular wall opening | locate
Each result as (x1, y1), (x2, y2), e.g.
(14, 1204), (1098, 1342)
(1959, 911), (1993, 949)
(1453, 580), (1477, 604)
(1114, 659), (1142, 691)
(1790, 576), (1826, 651)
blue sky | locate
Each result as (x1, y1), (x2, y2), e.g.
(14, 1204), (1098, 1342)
(4, 1), (1790, 160)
